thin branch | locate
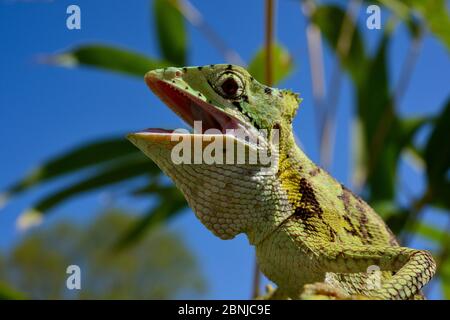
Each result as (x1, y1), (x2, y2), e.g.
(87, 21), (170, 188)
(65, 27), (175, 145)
(251, 253), (261, 299)
(394, 32), (423, 104)
(174, 0), (245, 65)
(265, 0), (275, 86)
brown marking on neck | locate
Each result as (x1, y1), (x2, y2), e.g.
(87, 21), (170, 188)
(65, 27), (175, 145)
(338, 184), (375, 244)
(291, 178), (337, 241)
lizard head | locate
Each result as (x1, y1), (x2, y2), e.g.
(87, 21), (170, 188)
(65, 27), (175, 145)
(128, 64), (301, 241)
(137, 64), (300, 142)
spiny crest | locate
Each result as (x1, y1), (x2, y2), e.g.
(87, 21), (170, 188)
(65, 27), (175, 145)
(280, 89), (302, 121)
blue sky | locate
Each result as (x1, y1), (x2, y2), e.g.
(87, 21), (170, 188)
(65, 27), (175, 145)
(0, 0), (449, 299)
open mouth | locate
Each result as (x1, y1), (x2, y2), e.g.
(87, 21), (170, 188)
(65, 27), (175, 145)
(143, 76), (248, 136)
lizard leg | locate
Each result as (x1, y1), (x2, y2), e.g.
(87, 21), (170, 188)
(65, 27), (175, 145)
(313, 243), (436, 300)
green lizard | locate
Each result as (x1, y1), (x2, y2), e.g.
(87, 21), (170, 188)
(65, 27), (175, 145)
(128, 64), (436, 300)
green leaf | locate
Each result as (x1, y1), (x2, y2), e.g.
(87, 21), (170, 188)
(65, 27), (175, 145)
(397, 116), (432, 148)
(52, 45), (170, 77)
(0, 283), (26, 300)
(311, 4), (367, 85)
(425, 98), (450, 190)
(153, 0), (187, 66)
(377, 0), (411, 19)
(351, 117), (368, 190)
(375, 0), (421, 38)
(4, 138), (139, 196)
(375, 201), (409, 234)
(247, 43), (293, 85)
(382, 205), (448, 242)
(17, 157), (158, 227)
(114, 185), (187, 250)
(374, 0), (450, 49)
(354, 36), (429, 205)
(405, 0), (450, 50)
(429, 180), (450, 211)
(408, 222), (449, 243)
(404, 144), (425, 168)
(442, 255), (450, 299)
(357, 35), (396, 202)
(396, 116), (432, 173)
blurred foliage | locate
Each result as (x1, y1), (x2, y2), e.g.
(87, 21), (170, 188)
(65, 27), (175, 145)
(364, 1), (450, 48)
(311, 4), (367, 84)
(153, 0), (187, 66)
(0, 210), (205, 299)
(1, 0), (449, 298)
(53, 45), (171, 77)
(311, 1), (450, 298)
(248, 44), (293, 85)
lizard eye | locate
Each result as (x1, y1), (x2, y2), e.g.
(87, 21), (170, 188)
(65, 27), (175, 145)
(214, 72), (244, 100)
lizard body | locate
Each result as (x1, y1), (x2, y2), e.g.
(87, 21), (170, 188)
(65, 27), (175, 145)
(128, 64), (436, 299)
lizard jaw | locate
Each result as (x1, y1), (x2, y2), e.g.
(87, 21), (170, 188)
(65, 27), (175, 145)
(128, 69), (270, 163)
(137, 72), (251, 138)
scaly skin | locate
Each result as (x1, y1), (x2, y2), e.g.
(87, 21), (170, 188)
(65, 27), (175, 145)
(128, 64), (436, 300)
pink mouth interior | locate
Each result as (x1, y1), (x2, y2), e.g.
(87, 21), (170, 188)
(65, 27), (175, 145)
(145, 78), (242, 134)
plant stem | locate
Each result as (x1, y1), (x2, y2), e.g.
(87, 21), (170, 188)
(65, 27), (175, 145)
(265, 0), (275, 86)
(251, 255), (261, 299)
(251, 0), (276, 299)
